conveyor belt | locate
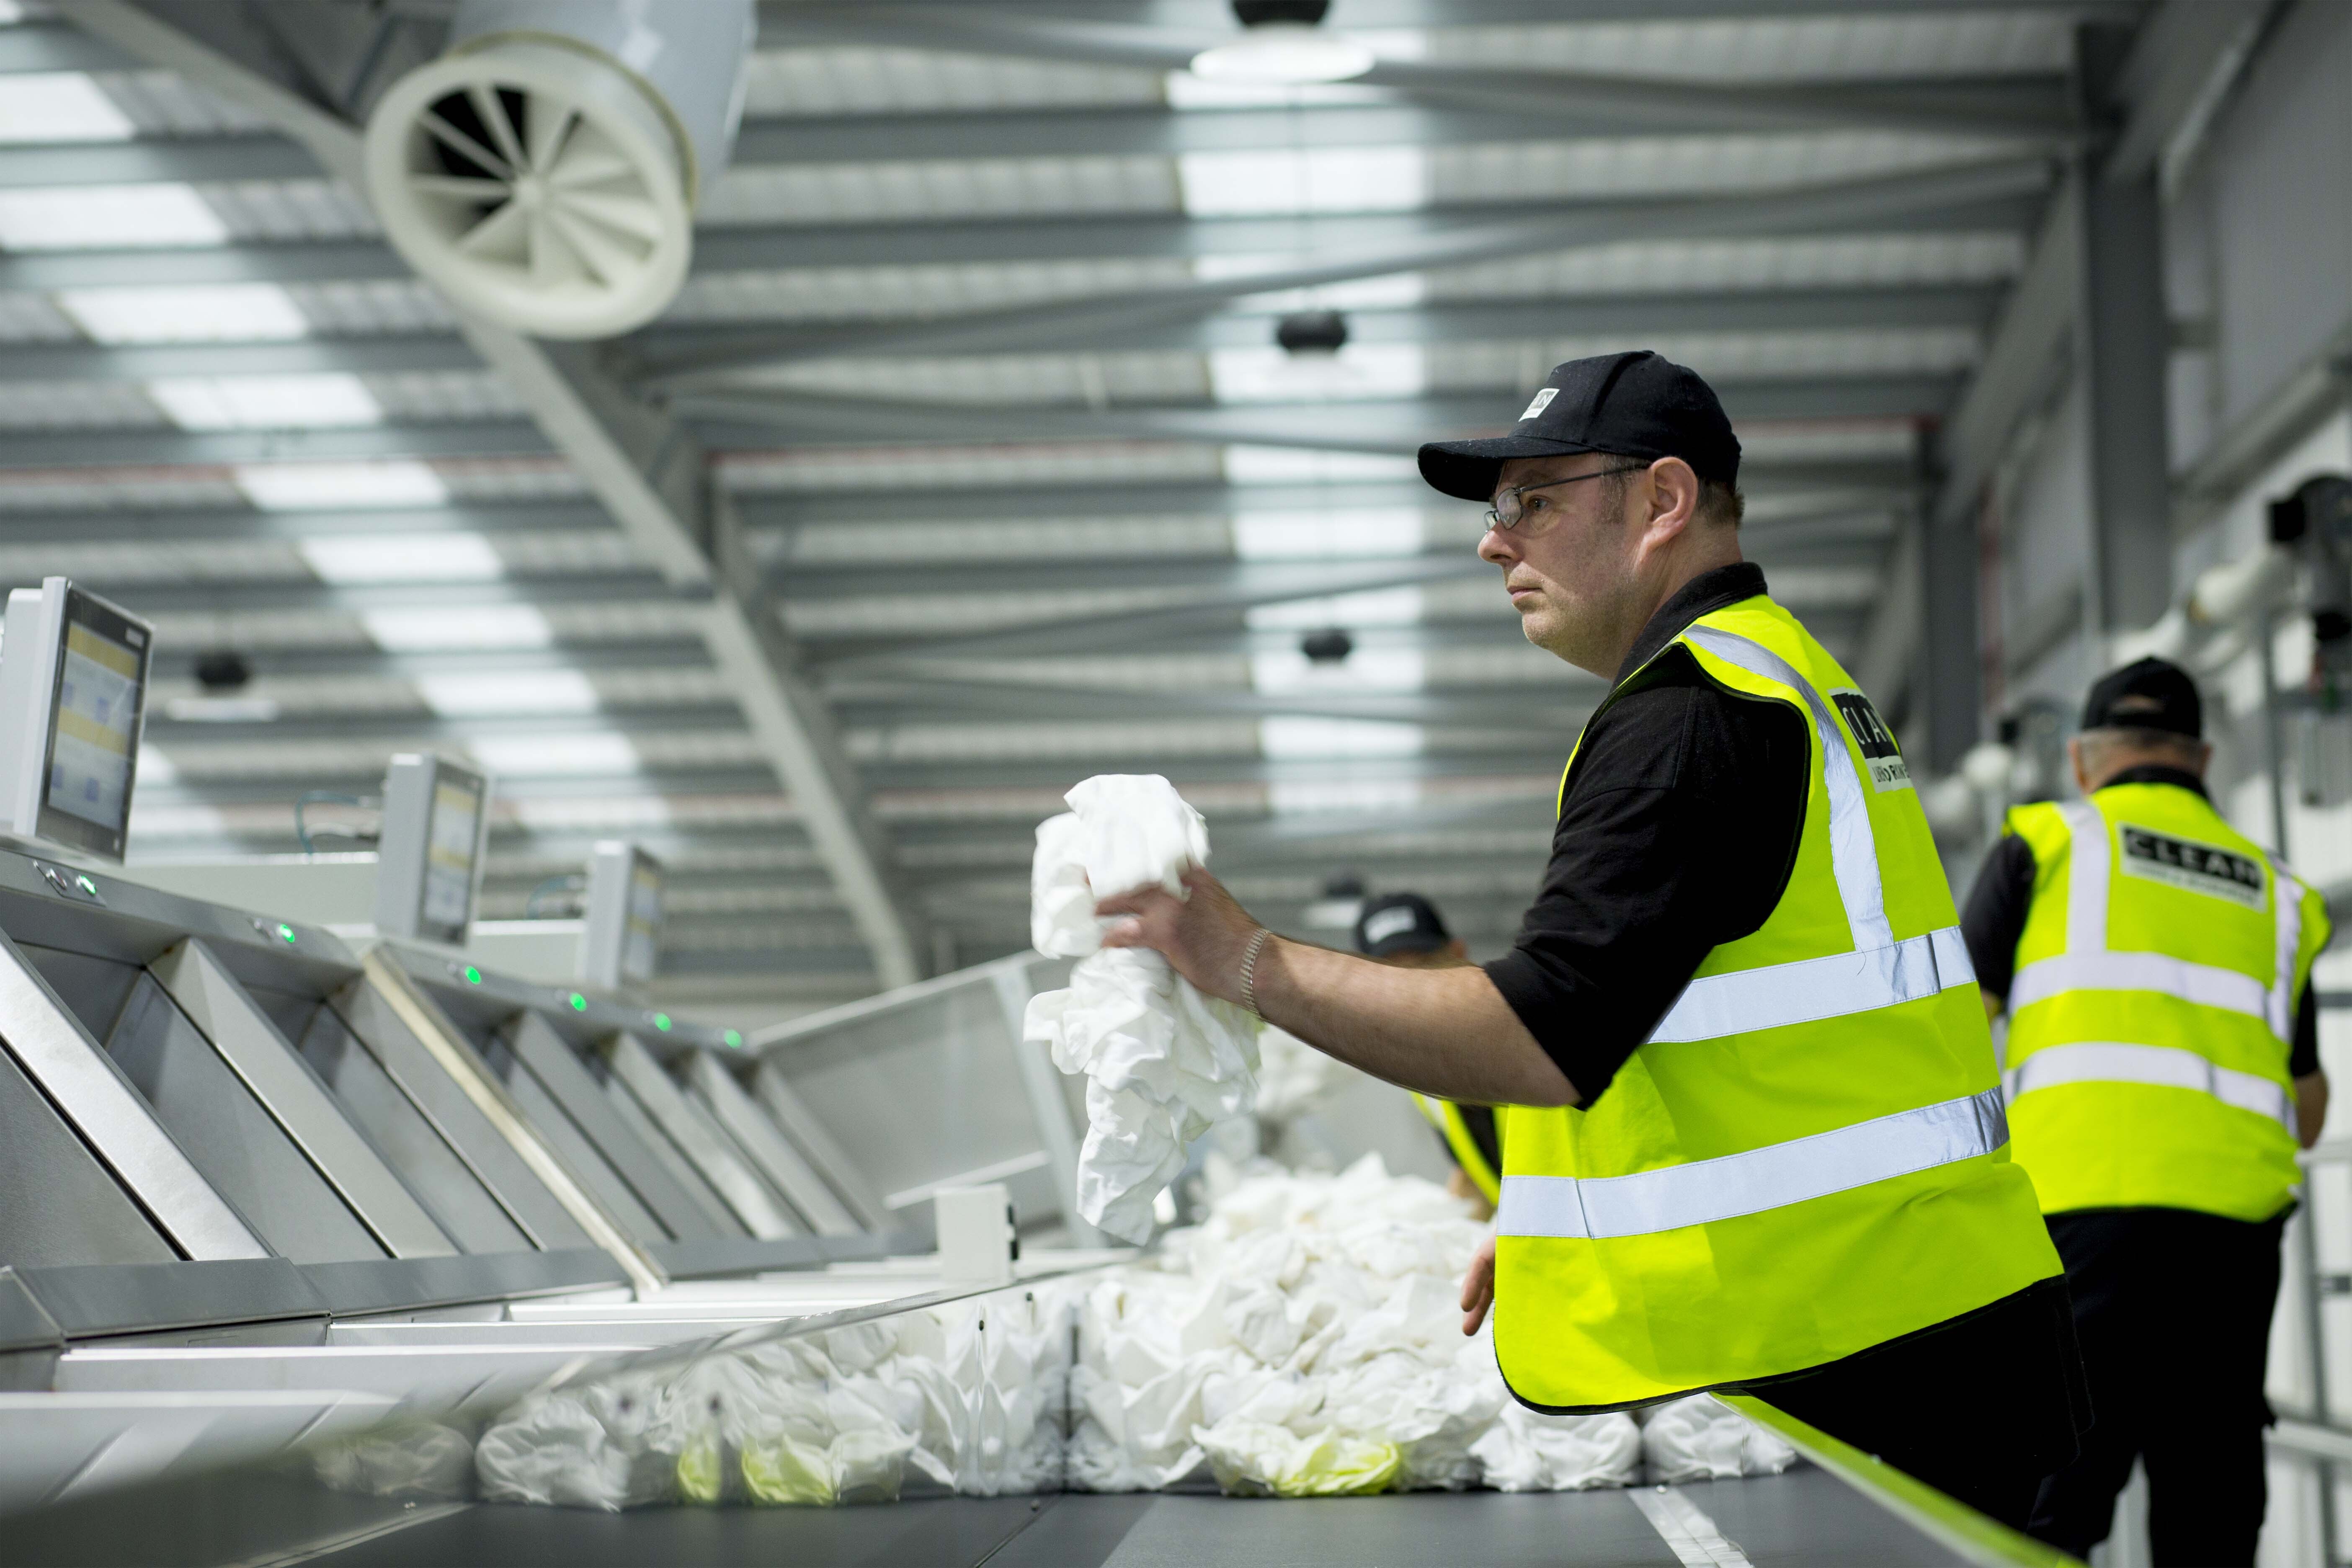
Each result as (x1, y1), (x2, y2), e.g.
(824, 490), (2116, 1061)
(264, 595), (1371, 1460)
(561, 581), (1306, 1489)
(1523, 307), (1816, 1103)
(5, 1467), (2022, 1568)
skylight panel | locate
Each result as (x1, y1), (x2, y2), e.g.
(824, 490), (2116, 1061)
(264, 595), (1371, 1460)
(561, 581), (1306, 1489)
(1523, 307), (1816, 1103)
(1195, 255), (1427, 312)
(361, 604), (554, 651)
(234, 459), (449, 511)
(1246, 586), (1425, 630)
(150, 373), (384, 431)
(0, 184), (228, 249)
(1208, 343), (1426, 404)
(1233, 508), (1423, 558)
(1177, 147), (1427, 217)
(1259, 715), (1424, 758)
(1223, 446), (1418, 485)
(415, 669), (601, 717)
(467, 732), (642, 777)
(59, 283), (311, 343)
(0, 73), (136, 143)
(299, 531), (503, 585)
(1268, 778), (1422, 815)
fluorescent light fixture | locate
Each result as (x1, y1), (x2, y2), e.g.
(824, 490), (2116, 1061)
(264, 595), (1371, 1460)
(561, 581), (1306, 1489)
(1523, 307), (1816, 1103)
(234, 459), (449, 511)
(1164, 74), (1383, 111)
(1190, 23), (1375, 85)
(0, 3), (27, 23)
(1268, 778), (1422, 815)
(59, 283), (311, 343)
(0, 183), (227, 249)
(0, 73), (136, 143)
(1235, 508), (1423, 559)
(1209, 343), (1426, 404)
(1250, 647), (1426, 692)
(1247, 586), (1425, 630)
(300, 532), (503, 585)
(415, 669), (601, 717)
(1177, 147), (1426, 218)
(162, 695), (281, 723)
(1261, 715), (1424, 758)
(1223, 446), (1419, 485)
(467, 732), (641, 777)
(361, 604), (554, 651)
(1195, 255), (1426, 312)
(150, 373), (383, 431)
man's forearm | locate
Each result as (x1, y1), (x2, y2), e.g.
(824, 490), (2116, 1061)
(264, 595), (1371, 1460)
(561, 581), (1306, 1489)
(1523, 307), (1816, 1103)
(1254, 936), (1578, 1107)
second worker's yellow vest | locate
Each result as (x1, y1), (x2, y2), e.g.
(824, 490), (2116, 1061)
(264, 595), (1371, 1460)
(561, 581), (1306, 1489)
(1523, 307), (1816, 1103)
(2003, 784), (2327, 1221)
(1493, 591), (2062, 1413)
(1414, 1093), (1502, 1204)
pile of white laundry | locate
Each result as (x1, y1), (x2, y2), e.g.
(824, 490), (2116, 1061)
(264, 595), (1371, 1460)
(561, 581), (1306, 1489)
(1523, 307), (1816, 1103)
(1022, 775), (1261, 1243)
(464, 1161), (1793, 1509)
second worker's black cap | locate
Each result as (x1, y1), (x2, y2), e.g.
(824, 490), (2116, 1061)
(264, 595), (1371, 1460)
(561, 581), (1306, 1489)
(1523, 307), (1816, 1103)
(1418, 350), (1742, 503)
(1354, 892), (1452, 958)
(2081, 656), (2203, 740)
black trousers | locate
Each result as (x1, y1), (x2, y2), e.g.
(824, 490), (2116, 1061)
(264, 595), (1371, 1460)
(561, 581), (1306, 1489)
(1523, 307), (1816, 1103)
(1755, 1278), (2090, 1532)
(2028, 1208), (2285, 1568)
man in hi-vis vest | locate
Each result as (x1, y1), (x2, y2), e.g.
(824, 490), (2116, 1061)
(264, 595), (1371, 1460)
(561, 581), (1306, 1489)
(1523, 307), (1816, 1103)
(1099, 351), (2088, 1526)
(1352, 892), (1502, 1217)
(1964, 657), (2329, 1567)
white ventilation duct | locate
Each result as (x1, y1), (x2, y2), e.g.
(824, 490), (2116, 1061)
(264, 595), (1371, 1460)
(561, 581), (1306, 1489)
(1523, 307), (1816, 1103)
(364, 0), (753, 339)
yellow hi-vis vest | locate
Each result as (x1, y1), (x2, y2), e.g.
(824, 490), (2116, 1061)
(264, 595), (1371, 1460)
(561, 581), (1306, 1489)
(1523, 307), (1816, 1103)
(1414, 1093), (1502, 1204)
(2003, 784), (2328, 1222)
(1493, 592), (2062, 1413)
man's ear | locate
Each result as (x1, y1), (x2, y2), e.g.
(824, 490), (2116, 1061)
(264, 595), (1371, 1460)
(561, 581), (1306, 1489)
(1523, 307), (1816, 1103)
(1637, 456), (1700, 549)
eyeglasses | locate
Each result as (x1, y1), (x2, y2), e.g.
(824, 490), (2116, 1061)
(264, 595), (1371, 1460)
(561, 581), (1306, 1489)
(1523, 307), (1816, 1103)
(1484, 466), (1647, 532)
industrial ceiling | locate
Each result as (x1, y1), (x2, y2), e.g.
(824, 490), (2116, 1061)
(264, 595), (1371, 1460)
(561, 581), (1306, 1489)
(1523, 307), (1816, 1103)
(0, 0), (2219, 1014)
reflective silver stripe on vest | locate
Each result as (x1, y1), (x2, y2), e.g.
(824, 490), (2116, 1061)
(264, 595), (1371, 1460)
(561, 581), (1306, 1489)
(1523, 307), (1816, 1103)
(2023, 799), (2296, 1047)
(2005, 1042), (2293, 1132)
(2009, 949), (2273, 1023)
(1493, 1087), (2008, 1240)
(1649, 926), (1976, 1043)
(1684, 627), (1893, 952)
(2271, 867), (2306, 1041)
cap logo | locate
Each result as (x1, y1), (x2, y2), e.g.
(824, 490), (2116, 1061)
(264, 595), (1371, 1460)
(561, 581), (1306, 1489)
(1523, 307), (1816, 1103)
(1363, 906), (1418, 945)
(1518, 387), (1559, 422)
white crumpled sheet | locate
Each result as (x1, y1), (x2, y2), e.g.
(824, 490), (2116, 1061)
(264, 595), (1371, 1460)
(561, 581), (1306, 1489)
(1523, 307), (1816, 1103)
(465, 1161), (1789, 1510)
(474, 1290), (1073, 1511)
(1022, 775), (1260, 1243)
(1070, 1154), (1645, 1498)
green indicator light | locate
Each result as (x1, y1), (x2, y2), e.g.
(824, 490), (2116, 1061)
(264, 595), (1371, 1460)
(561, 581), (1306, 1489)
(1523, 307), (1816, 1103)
(277, 923), (297, 944)
(569, 993), (589, 1012)
(75, 875), (96, 896)
(723, 1029), (743, 1048)
(463, 966), (482, 985)
(652, 1013), (673, 1032)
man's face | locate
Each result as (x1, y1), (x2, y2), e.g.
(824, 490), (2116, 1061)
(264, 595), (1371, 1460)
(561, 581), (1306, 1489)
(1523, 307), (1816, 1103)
(1476, 452), (1648, 675)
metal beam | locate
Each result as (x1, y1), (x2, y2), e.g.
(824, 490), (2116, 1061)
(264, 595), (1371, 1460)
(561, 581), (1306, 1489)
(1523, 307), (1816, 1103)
(0, 418), (549, 468)
(59, 0), (932, 991)
(0, 283), (2000, 384)
(684, 376), (1968, 458)
(636, 157), (2054, 379)
(0, 498), (609, 544)
(2102, 0), (2278, 183)
(757, 7), (2082, 141)
(0, 191), (2044, 295)
(827, 676), (1591, 730)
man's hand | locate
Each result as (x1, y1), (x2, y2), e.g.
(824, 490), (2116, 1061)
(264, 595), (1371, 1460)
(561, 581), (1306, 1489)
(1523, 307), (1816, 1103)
(1097, 866), (1262, 1003)
(1462, 1236), (1496, 1336)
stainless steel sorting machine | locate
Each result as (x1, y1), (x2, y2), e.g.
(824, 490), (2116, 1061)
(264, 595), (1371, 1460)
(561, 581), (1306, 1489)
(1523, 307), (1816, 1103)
(0, 841), (2078, 1567)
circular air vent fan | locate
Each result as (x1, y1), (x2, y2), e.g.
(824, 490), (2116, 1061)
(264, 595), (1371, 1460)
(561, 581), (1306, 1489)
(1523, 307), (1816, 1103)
(364, 4), (752, 340)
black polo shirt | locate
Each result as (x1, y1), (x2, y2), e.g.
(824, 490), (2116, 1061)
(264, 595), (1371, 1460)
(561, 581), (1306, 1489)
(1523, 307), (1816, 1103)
(1479, 560), (2086, 1468)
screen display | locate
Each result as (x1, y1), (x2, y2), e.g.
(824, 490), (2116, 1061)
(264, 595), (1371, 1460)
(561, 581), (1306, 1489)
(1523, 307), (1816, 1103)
(40, 591), (147, 857)
(622, 859), (662, 983)
(418, 778), (481, 939)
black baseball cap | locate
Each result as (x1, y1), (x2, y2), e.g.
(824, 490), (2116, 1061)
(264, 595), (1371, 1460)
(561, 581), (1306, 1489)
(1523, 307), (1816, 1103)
(1418, 350), (1743, 503)
(2081, 656), (2202, 740)
(1354, 892), (1451, 958)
